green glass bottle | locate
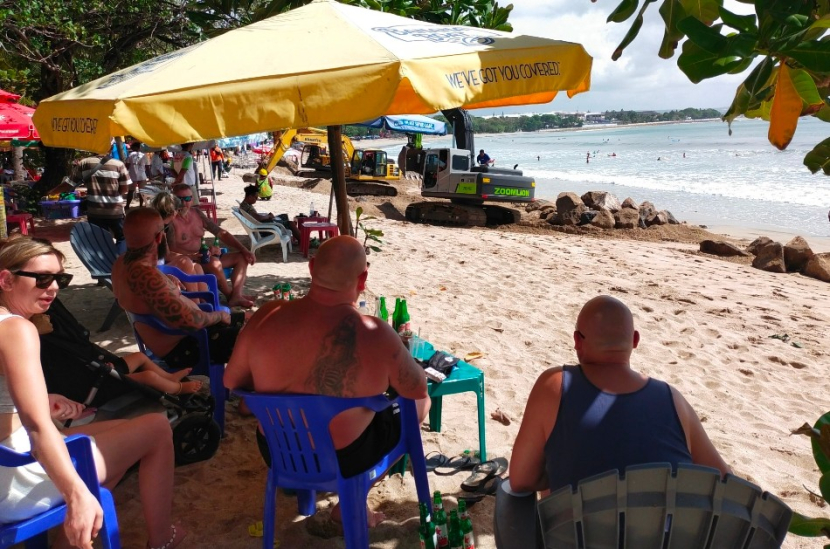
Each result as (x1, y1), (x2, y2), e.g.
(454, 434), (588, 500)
(199, 237), (210, 264)
(460, 504), (474, 549)
(212, 235), (220, 247)
(398, 299), (411, 334)
(433, 491), (448, 548)
(419, 502), (437, 549)
(448, 510), (463, 549)
(378, 296), (389, 323)
(392, 297), (402, 332)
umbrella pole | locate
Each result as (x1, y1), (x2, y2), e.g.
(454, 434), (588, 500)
(327, 126), (352, 236)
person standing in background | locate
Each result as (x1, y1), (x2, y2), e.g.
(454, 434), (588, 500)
(172, 143), (196, 188)
(125, 141), (149, 208)
(210, 145), (224, 181)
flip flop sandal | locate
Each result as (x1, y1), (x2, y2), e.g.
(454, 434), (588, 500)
(459, 476), (506, 505)
(460, 457), (508, 492)
(434, 455), (473, 476)
(425, 451), (449, 473)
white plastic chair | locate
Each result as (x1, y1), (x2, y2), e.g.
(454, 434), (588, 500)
(231, 206), (292, 262)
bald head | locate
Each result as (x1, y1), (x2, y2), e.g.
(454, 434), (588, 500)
(124, 207), (164, 249)
(310, 236), (367, 292)
(575, 295), (638, 359)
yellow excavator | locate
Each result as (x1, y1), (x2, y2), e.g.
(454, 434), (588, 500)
(265, 128), (400, 196)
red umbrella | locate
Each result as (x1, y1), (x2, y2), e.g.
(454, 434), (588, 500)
(0, 89), (39, 140)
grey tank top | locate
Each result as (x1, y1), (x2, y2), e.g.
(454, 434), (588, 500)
(0, 313), (21, 413)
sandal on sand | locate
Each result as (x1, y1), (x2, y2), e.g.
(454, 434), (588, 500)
(434, 454), (480, 476)
(459, 476), (506, 505)
(425, 451), (449, 473)
(461, 457), (508, 492)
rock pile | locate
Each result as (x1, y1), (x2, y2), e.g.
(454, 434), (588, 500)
(526, 191), (680, 230)
(699, 235), (830, 283)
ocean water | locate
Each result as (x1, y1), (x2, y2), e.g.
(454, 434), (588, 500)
(405, 117), (830, 237)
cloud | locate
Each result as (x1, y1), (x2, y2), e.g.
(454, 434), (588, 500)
(478, 0), (754, 114)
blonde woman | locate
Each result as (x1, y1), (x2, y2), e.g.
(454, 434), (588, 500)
(0, 237), (185, 549)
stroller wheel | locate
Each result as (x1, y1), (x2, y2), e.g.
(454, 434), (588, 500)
(173, 414), (221, 465)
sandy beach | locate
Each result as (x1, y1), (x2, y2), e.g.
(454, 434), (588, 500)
(30, 165), (830, 549)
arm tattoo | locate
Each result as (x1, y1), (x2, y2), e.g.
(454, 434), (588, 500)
(394, 347), (425, 393)
(199, 209), (221, 235)
(126, 263), (221, 330)
(309, 316), (359, 396)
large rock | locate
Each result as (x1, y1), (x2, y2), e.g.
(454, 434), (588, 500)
(621, 197), (639, 210)
(526, 199), (554, 213)
(581, 191), (621, 212)
(803, 253), (830, 282)
(747, 236), (774, 256)
(579, 210), (598, 225)
(614, 208), (639, 229)
(555, 192), (586, 226)
(590, 209), (616, 229)
(538, 204), (556, 220)
(646, 211), (669, 226)
(700, 240), (750, 257)
(665, 210), (680, 225)
(783, 236), (814, 272)
(752, 241), (786, 273)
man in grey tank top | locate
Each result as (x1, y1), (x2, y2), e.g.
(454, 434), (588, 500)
(509, 295), (730, 494)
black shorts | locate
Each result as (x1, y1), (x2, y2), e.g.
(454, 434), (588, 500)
(161, 319), (242, 370)
(256, 402), (401, 478)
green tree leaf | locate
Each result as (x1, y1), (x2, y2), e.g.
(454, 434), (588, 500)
(679, 0), (722, 25)
(718, 6), (757, 32)
(789, 68), (825, 113)
(788, 512), (830, 537)
(677, 17), (726, 52)
(677, 38), (745, 82)
(608, 0), (640, 23)
(780, 40), (830, 71)
(659, 0), (688, 58)
(803, 136), (830, 174)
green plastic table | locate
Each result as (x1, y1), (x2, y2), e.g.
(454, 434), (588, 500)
(415, 339), (487, 462)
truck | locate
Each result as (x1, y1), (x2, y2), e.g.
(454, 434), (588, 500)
(404, 109), (535, 227)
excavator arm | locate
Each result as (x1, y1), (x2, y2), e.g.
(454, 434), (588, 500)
(441, 108), (475, 156)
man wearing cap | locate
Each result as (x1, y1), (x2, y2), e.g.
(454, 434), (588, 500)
(255, 168), (273, 201)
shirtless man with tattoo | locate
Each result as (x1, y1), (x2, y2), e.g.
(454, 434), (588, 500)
(225, 235), (430, 528)
(167, 184), (257, 308)
(113, 208), (244, 370)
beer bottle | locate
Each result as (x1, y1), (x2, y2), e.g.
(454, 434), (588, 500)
(392, 298), (402, 332)
(272, 284), (281, 299)
(419, 502), (437, 549)
(457, 499), (469, 522)
(199, 237), (210, 264)
(448, 510), (463, 549)
(281, 283), (291, 301)
(433, 491), (448, 548)
(377, 296), (389, 323)
(212, 235), (220, 247)
(460, 506), (475, 549)
(398, 299), (411, 334)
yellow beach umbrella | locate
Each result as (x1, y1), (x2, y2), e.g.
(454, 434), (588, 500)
(34, 0), (592, 231)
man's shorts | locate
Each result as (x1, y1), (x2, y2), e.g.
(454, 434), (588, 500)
(161, 315), (243, 369)
(256, 402), (401, 478)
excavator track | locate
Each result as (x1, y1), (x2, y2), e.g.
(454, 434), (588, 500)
(405, 202), (487, 227)
(482, 205), (522, 225)
(345, 182), (398, 197)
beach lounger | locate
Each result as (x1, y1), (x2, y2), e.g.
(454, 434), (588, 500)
(494, 462), (792, 549)
(69, 221), (122, 332)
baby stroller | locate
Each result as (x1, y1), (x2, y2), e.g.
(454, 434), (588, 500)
(40, 298), (221, 465)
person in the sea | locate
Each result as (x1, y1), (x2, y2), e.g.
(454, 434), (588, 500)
(224, 235), (430, 528)
(0, 236), (186, 549)
(477, 149), (494, 166)
(112, 207), (246, 371)
(509, 295), (730, 493)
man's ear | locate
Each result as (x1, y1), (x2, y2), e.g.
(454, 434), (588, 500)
(357, 270), (368, 292)
(632, 330), (640, 349)
(573, 331), (582, 351)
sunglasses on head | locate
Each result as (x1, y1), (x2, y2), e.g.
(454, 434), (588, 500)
(14, 271), (73, 289)
(176, 195), (193, 202)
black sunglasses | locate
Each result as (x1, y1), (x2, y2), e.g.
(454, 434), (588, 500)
(176, 195), (193, 202)
(14, 271), (73, 289)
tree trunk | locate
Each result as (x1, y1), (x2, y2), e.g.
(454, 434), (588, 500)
(327, 125), (352, 236)
(12, 147), (24, 180)
(35, 53), (76, 198)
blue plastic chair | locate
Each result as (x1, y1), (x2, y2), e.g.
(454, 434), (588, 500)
(157, 265), (230, 313)
(233, 391), (432, 549)
(126, 307), (227, 435)
(69, 222), (122, 332)
(0, 434), (121, 549)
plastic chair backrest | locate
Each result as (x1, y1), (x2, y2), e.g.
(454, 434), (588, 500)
(157, 265), (226, 313)
(536, 463), (792, 549)
(70, 222), (118, 279)
(0, 435), (120, 548)
(237, 392), (396, 484)
(231, 206), (290, 239)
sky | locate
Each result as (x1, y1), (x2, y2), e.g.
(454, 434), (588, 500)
(472, 0), (755, 116)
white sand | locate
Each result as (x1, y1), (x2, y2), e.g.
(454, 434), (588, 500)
(34, 166), (830, 548)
